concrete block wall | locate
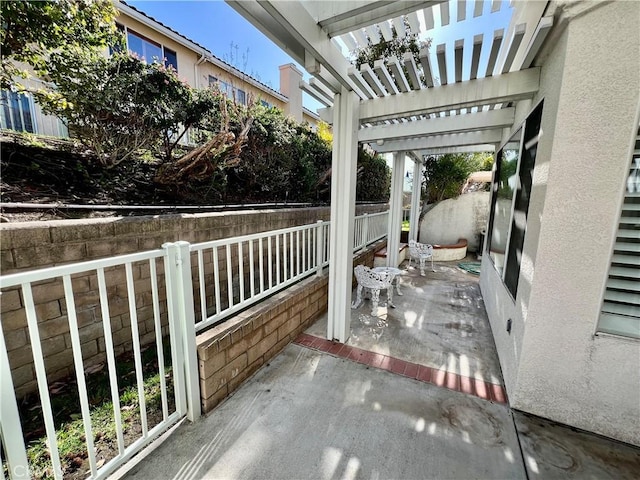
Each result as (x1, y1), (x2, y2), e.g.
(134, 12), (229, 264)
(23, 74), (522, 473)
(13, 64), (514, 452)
(196, 239), (384, 413)
(0, 205), (386, 398)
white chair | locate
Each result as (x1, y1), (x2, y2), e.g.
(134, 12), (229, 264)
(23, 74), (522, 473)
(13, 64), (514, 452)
(351, 265), (394, 316)
(408, 240), (435, 276)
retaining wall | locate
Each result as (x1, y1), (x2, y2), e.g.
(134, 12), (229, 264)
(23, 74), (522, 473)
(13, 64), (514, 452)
(0, 205), (385, 397)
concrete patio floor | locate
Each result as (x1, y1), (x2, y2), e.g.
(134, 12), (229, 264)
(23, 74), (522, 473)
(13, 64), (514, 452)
(120, 259), (640, 479)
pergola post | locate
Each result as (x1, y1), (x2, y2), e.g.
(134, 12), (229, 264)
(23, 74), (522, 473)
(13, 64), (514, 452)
(386, 151), (405, 267)
(326, 87), (359, 343)
(409, 157), (423, 242)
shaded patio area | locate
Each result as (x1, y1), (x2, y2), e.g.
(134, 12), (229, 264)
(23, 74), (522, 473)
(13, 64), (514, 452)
(118, 259), (640, 479)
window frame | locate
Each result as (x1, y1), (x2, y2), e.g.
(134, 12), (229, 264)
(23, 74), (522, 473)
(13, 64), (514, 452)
(235, 88), (246, 105)
(0, 90), (36, 134)
(124, 27), (178, 72)
(487, 127), (523, 283)
(486, 100), (544, 300)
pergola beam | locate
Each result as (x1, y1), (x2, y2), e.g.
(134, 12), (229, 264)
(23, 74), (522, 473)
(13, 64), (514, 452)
(370, 130), (503, 153)
(403, 51), (423, 90)
(388, 58), (411, 92)
(358, 67), (540, 123)
(316, 1), (446, 37)
(359, 108), (515, 142)
(374, 60), (400, 95)
(470, 34), (483, 80)
(521, 16), (553, 68)
(419, 46), (435, 87)
(417, 144), (497, 156)
(300, 80), (333, 107)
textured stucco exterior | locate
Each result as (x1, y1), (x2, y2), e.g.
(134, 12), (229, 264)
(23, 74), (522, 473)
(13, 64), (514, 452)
(419, 192), (490, 252)
(480, 1), (640, 446)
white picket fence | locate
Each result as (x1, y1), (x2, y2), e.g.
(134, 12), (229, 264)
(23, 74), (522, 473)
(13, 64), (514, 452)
(0, 210), (388, 479)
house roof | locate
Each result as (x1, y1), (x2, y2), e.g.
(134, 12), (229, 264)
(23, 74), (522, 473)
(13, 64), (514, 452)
(118, 1), (289, 103)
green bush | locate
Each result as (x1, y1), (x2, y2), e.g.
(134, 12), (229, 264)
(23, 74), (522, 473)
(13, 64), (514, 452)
(423, 152), (493, 203)
(357, 147), (390, 202)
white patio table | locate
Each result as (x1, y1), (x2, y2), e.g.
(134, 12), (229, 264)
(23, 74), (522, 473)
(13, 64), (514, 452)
(372, 266), (404, 299)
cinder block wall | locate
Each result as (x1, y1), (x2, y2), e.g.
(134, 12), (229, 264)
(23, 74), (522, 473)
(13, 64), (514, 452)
(196, 240), (383, 413)
(0, 205), (385, 398)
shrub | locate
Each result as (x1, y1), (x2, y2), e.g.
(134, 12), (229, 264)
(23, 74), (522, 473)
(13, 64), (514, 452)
(356, 147), (390, 202)
(40, 50), (214, 166)
(423, 152), (493, 203)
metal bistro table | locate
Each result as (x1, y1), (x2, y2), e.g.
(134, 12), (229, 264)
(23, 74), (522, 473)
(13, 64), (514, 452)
(372, 266), (404, 307)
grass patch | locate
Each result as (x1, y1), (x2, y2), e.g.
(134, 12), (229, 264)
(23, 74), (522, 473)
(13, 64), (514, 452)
(402, 220), (410, 231)
(7, 342), (175, 479)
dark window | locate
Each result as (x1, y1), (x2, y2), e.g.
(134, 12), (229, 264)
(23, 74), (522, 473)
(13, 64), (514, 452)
(164, 48), (178, 70)
(486, 101), (544, 298)
(503, 101), (544, 295)
(127, 30), (163, 65)
(236, 89), (246, 105)
(0, 90), (35, 133)
(487, 130), (520, 278)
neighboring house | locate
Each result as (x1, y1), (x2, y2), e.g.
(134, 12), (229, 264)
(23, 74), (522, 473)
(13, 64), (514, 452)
(0, 1), (319, 137)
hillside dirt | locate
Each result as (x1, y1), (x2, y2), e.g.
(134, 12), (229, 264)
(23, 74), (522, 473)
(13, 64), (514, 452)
(2, 131), (274, 222)
(0, 132), (170, 221)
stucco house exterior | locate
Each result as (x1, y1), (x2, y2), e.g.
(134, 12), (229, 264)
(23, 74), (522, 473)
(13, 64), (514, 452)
(0, 1), (320, 137)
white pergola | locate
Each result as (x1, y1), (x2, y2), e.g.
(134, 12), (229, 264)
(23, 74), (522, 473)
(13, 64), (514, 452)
(226, 0), (553, 342)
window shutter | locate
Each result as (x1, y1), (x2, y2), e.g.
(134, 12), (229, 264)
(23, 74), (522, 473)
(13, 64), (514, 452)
(599, 123), (640, 338)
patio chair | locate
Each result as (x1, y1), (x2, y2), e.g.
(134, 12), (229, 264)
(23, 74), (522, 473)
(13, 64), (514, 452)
(408, 240), (435, 276)
(352, 264), (394, 316)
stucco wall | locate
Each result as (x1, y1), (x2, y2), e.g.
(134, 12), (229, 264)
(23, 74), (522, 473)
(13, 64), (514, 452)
(419, 192), (490, 252)
(482, 1), (640, 446)
(479, 18), (566, 396)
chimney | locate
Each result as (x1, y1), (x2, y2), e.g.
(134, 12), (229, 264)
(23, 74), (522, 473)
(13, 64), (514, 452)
(279, 63), (303, 122)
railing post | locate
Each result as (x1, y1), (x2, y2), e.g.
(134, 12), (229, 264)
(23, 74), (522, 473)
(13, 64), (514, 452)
(0, 315), (30, 479)
(316, 220), (324, 277)
(163, 241), (201, 422)
(360, 213), (369, 251)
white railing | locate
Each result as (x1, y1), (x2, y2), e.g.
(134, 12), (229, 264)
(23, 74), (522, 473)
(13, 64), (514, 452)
(354, 211), (389, 251)
(0, 210), (388, 478)
(0, 245), (196, 480)
(191, 211), (388, 332)
(191, 221), (329, 333)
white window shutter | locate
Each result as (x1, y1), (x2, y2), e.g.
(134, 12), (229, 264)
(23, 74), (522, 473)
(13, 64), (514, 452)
(599, 123), (640, 338)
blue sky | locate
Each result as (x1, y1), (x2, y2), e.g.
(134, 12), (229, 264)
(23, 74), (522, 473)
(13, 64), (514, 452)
(127, 0), (513, 112)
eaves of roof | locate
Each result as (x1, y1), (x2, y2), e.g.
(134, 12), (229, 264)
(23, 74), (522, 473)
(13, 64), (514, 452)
(303, 107), (320, 120)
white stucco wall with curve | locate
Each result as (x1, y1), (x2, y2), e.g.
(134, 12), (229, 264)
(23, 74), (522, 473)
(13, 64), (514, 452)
(419, 192), (490, 252)
(480, 0), (640, 446)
